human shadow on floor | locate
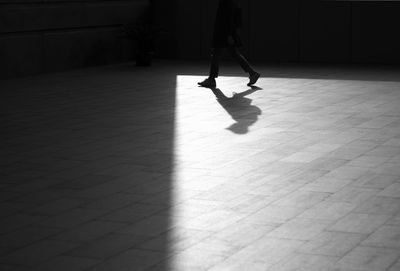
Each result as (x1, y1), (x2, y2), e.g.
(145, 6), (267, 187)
(210, 87), (262, 134)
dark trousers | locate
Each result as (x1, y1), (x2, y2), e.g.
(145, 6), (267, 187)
(209, 46), (254, 78)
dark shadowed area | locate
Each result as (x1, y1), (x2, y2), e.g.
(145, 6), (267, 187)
(0, 63), (176, 270)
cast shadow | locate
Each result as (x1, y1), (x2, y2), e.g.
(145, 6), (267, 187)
(210, 86), (262, 134)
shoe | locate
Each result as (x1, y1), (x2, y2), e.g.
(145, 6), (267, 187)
(198, 78), (216, 88)
(248, 72), (261, 86)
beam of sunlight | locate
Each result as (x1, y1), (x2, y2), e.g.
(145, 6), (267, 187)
(161, 66), (400, 270)
(166, 75), (266, 270)
(166, 74), (394, 270)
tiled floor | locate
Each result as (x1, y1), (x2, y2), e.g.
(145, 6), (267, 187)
(1, 60), (400, 270)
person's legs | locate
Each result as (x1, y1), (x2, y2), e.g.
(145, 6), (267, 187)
(199, 46), (260, 87)
(198, 48), (223, 88)
(227, 46), (253, 74)
(209, 48), (223, 79)
(227, 46), (260, 86)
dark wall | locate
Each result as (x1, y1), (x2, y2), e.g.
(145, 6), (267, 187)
(0, 0), (150, 78)
(2, 0), (399, 79)
(162, 0), (400, 64)
(152, 0), (177, 59)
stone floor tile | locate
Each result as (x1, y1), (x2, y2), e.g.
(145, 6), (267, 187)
(75, 177), (145, 199)
(366, 146), (400, 158)
(32, 256), (100, 271)
(82, 193), (144, 211)
(377, 183), (400, 198)
(358, 117), (398, 129)
(52, 220), (128, 243)
(208, 223), (277, 249)
(384, 138), (400, 147)
(248, 182), (304, 198)
(27, 198), (84, 216)
(211, 237), (304, 270)
(117, 215), (172, 237)
(328, 213), (390, 234)
(337, 246), (400, 271)
(66, 233), (147, 259)
(246, 205), (306, 224)
(52, 174), (116, 190)
(361, 225), (400, 249)
(302, 143), (342, 154)
(0, 202), (32, 217)
(324, 166), (370, 180)
(267, 253), (339, 271)
(176, 209), (248, 232)
(267, 218), (332, 241)
(351, 173), (399, 189)
(97, 203), (166, 223)
(347, 155), (390, 168)
(328, 147), (371, 160)
(298, 200), (357, 221)
(272, 190), (330, 209)
(159, 248), (226, 271)
(184, 237), (239, 257)
(87, 249), (165, 271)
(386, 216), (400, 227)
(207, 260), (273, 271)
(193, 186), (251, 202)
(0, 247), (15, 257)
(328, 187), (379, 205)
(281, 152), (324, 163)
(221, 193), (275, 214)
(306, 157), (349, 172)
(0, 240), (78, 266)
(0, 265), (30, 271)
(138, 227), (212, 253)
(0, 226), (62, 249)
(387, 261), (400, 271)
(12, 188), (79, 205)
(297, 231), (366, 257)
(300, 177), (352, 193)
(388, 154), (400, 164)
(38, 208), (108, 228)
(354, 196), (400, 215)
(166, 199), (222, 219)
(0, 214), (47, 234)
(374, 162), (400, 176)
(7, 177), (72, 194)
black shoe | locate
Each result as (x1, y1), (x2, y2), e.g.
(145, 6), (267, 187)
(198, 78), (216, 88)
(248, 72), (261, 86)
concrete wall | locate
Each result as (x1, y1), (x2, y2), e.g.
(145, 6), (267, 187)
(166, 0), (400, 64)
(0, 0), (150, 78)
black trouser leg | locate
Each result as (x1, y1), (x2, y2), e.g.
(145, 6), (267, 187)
(227, 46), (255, 75)
(209, 48), (223, 78)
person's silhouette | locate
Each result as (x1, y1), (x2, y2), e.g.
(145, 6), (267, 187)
(211, 87), (262, 134)
(198, 0), (260, 89)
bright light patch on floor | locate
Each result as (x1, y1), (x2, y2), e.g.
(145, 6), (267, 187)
(172, 75), (249, 203)
(167, 75), (266, 269)
(166, 73), (400, 270)
(172, 74), (264, 186)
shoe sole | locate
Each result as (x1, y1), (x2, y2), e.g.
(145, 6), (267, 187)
(248, 73), (260, 86)
(198, 83), (216, 88)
